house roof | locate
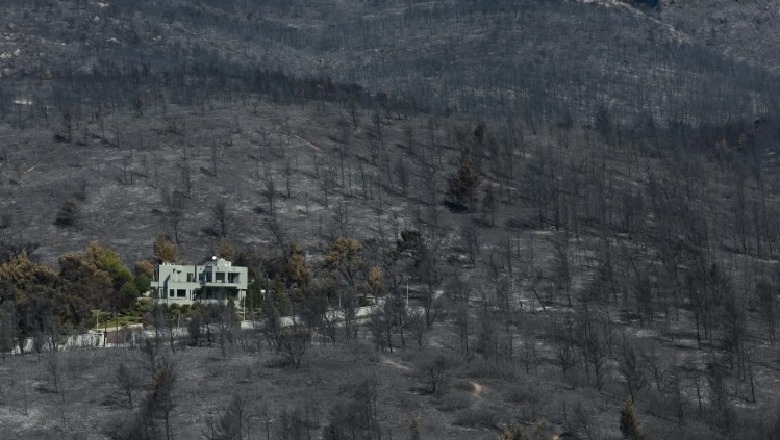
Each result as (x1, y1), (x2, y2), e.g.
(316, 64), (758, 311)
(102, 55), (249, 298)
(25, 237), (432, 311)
(203, 257), (232, 267)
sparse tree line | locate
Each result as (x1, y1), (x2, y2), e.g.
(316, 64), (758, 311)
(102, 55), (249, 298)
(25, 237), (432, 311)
(3, 0), (780, 438)
(291, 113), (780, 439)
(5, 94), (780, 439)
(3, 0), (778, 149)
(0, 240), (148, 355)
(8, 107), (780, 438)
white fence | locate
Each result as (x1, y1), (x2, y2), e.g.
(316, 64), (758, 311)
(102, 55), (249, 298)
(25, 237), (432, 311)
(7, 304), (403, 354)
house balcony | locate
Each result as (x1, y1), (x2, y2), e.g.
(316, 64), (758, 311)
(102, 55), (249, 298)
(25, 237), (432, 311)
(200, 280), (242, 288)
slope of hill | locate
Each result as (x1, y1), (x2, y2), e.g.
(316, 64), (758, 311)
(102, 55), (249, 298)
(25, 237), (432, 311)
(659, 0), (780, 71)
(1, 0), (778, 129)
(1, 1), (780, 439)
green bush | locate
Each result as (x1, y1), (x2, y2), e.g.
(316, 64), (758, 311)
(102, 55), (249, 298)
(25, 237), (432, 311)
(133, 275), (151, 293)
(134, 299), (154, 316)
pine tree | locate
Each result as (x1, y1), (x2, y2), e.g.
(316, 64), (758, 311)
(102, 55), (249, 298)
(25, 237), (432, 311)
(409, 416), (421, 440)
(619, 398), (646, 440)
(446, 156), (480, 210)
(284, 243), (311, 287)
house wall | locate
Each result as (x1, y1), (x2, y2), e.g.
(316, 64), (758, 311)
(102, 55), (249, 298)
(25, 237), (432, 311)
(152, 260), (248, 307)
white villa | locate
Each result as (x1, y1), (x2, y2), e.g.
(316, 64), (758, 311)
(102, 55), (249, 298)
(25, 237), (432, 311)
(151, 257), (248, 306)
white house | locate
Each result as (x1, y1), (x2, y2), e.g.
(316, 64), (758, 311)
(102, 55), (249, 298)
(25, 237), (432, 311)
(151, 257), (248, 307)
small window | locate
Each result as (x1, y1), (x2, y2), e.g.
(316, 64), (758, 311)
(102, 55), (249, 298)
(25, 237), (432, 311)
(216, 272), (225, 283)
(177, 289), (186, 298)
(168, 289), (174, 298)
(228, 273), (240, 283)
(186, 274), (195, 282)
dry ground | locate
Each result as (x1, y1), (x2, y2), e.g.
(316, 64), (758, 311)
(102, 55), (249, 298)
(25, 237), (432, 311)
(0, 337), (555, 440)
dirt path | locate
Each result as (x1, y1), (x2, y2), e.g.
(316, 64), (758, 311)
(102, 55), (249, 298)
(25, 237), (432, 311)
(381, 356), (411, 372)
(470, 381), (484, 397)
(291, 132), (322, 153)
(275, 124), (322, 153)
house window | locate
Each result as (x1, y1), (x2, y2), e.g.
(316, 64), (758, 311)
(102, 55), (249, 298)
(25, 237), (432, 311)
(177, 289), (186, 298)
(186, 273), (195, 282)
(168, 289), (174, 298)
(216, 272), (225, 283)
(228, 273), (240, 283)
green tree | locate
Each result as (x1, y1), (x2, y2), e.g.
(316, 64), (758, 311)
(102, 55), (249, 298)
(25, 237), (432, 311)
(153, 234), (178, 263)
(245, 279), (265, 316)
(133, 260), (154, 295)
(86, 242), (133, 289)
(0, 253), (82, 349)
(59, 252), (113, 308)
(59, 242), (136, 312)
(324, 237), (366, 294)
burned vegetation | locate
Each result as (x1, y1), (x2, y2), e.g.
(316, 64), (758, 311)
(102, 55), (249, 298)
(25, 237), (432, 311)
(1, 0), (780, 439)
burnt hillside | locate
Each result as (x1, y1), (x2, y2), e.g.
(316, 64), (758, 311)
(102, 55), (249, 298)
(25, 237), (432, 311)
(1, 1), (780, 440)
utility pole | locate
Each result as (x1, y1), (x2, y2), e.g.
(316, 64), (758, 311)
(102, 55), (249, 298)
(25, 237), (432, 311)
(406, 280), (409, 310)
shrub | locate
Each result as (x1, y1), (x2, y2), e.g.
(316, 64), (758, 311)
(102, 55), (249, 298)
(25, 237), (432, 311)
(467, 357), (519, 381)
(506, 383), (542, 406)
(453, 407), (499, 430)
(434, 391), (473, 412)
(415, 351), (455, 394)
(54, 198), (79, 227)
(499, 420), (553, 440)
